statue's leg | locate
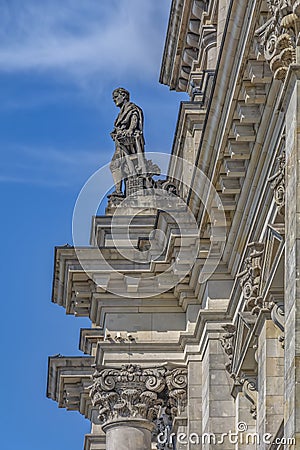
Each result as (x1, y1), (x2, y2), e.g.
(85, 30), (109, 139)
(135, 137), (147, 173)
(110, 151), (123, 195)
(126, 156), (136, 176)
(111, 169), (123, 194)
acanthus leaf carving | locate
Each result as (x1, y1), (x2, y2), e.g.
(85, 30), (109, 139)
(89, 364), (187, 427)
(165, 368), (188, 417)
(255, 1), (300, 80)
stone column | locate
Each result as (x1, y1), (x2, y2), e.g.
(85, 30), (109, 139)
(89, 364), (187, 450)
(103, 419), (154, 450)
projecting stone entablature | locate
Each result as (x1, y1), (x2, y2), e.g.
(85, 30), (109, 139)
(160, 0), (218, 96)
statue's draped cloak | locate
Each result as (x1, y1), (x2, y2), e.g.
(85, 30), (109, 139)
(113, 102), (145, 153)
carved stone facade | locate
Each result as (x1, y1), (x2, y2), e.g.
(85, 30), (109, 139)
(255, 0), (300, 80)
(47, 0), (300, 449)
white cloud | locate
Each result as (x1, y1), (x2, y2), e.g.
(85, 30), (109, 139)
(0, 0), (170, 85)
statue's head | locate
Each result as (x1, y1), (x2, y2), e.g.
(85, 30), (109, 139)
(112, 87), (130, 106)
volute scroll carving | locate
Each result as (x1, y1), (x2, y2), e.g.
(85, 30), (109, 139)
(268, 301), (285, 348)
(89, 364), (188, 427)
(239, 376), (258, 420)
(255, 1), (300, 80)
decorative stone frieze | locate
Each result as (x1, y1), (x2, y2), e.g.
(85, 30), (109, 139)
(89, 364), (187, 427)
(255, 1), (300, 80)
(219, 324), (237, 374)
(237, 242), (265, 315)
(268, 151), (286, 215)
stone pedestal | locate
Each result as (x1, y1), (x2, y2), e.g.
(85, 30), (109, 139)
(103, 419), (154, 450)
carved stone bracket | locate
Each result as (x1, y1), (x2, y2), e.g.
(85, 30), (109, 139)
(220, 324), (237, 374)
(238, 376), (258, 420)
(237, 242), (265, 315)
(89, 364), (187, 429)
(268, 150), (286, 215)
(269, 301), (285, 347)
(255, 1), (300, 80)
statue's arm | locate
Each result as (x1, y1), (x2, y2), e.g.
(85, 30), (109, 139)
(127, 112), (138, 136)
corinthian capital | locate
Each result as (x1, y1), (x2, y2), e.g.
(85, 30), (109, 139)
(89, 364), (187, 426)
(166, 367), (188, 417)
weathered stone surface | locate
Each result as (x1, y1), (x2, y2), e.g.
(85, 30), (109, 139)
(47, 1), (300, 449)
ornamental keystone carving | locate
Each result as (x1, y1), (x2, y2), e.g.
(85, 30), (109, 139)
(255, 1), (300, 80)
(237, 242), (265, 315)
(268, 151), (285, 215)
(89, 364), (187, 427)
(220, 324), (237, 374)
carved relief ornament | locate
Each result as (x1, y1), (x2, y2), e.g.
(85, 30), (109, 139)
(255, 1), (300, 80)
(239, 376), (258, 420)
(268, 151), (286, 215)
(267, 301), (285, 347)
(89, 364), (187, 426)
(237, 242), (265, 315)
(219, 324), (237, 374)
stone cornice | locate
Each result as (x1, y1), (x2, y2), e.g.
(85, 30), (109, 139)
(160, 0), (215, 93)
(80, 328), (105, 356)
(168, 101), (207, 200)
(90, 215), (157, 247)
(47, 356), (94, 419)
(84, 434), (106, 450)
(94, 340), (185, 367)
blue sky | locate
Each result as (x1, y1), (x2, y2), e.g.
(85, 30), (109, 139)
(0, 1), (186, 449)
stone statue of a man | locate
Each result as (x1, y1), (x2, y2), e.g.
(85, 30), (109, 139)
(110, 87), (146, 195)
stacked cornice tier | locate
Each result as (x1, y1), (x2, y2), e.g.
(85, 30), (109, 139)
(47, 0), (300, 448)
